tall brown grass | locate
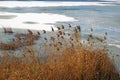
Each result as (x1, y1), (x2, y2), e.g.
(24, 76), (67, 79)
(0, 25), (119, 80)
(0, 46), (119, 80)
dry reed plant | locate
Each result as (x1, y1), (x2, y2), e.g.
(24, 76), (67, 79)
(0, 45), (119, 80)
(0, 24), (119, 80)
(3, 27), (13, 34)
(0, 29), (40, 50)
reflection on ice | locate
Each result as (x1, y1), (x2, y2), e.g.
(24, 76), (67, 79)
(23, 21), (39, 24)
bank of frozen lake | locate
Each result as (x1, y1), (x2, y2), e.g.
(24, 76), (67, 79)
(0, 1), (120, 73)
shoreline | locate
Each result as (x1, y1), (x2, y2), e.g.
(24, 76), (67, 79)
(0, 26), (120, 79)
(0, 26), (120, 75)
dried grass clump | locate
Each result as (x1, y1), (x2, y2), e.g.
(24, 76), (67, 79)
(0, 29), (40, 50)
(3, 27), (13, 34)
(0, 46), (119, 80)
(0, 43), (17, 50)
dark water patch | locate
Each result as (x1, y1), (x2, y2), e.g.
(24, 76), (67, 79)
(0, 15), (17, 19)
(23, 21), (39, 24)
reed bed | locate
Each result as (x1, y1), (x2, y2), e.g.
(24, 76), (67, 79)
(3, 27), (13, 34)
(0, 29), (40, 50)
(0, 24), (119, 80)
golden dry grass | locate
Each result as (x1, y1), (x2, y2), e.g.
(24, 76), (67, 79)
(0, 45), (119, 80)
(0, 25), (119, 80)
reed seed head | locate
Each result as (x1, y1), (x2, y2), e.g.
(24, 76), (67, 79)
(54, 44), (57, 47)
(61, 25), (64, 29)
(63, 32), (65, 35)
(77, 25), (81, 32)
(74, 28), (78, 33)
(57, 34), (60, 37)
(58, 42), (62, 45)
(37, 32), (40, 35)
(51, 27), (54, 32)
(87, 38), (90, 41)
(68, 24), (71, 28)
(61, 36), (64, 39)
(51, 37), (55, 41)
(58, 31), (62, 35)
(105, 32), (108, 35)
(44, 38), (47, 41)
(57, 27), (60, 30)
(57, 48), (59, 51)
(43, 30), (46, 34)
(68, 33), (71, 36)
(70, 37), (73, 41)
(80, 42), (82, 46)
(28, 29), (33, 35)
(89, 34), (93, 39)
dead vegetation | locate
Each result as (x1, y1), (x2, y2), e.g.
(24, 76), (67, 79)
(0, 24), (119, 80)
(0, 43), (17, 50)
(0, 29), (40, 50)
(3, 27), (13, 34)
